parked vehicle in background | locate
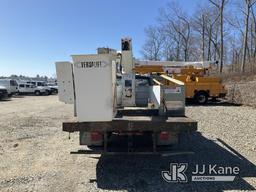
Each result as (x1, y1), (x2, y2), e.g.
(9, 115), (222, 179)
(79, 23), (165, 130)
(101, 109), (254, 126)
(18, 83), (47, 96)
(26, 81), (51, 95)
(46, 83), (58, 94)
(0, 86), (8, 100)
(0, 79), (18, 96)
(133, 61), (227, 104)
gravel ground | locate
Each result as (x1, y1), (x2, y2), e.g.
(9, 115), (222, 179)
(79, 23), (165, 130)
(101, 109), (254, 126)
(0, 95), (255, 192)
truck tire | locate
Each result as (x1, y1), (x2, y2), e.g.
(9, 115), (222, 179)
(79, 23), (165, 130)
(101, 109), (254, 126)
(195, 91), (208, 104)
(34, 90), (41, 96)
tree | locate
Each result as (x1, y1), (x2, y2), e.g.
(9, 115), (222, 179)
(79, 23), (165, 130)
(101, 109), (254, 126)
(241, 0), (256, 72)
(206, 9), (220, 61)
(158, 2), (191, 61)
(141, 26), (164, 60)
(252, 6), (256, 60)
(141, 0), (256, 74)
(209, 0), (228, 73)
(170, 16), (191, 61)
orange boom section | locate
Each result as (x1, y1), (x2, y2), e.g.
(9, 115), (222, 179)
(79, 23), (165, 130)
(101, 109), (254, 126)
(133, 65), (164, 74)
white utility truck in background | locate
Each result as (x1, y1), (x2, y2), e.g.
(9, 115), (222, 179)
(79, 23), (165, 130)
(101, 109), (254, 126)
(55, 38), (197, 155)
(0, 79), (18, 96)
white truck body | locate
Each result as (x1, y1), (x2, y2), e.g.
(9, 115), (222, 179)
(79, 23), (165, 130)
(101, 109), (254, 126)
(55, 62), (74, 104)
(71, 54), (117, 122)
(0, 79), (18, 95)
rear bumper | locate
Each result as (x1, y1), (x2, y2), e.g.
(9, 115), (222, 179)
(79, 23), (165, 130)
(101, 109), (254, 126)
(63, 116), (197, 133)
(70, 149), (194, 156)
(65, 117), (197, 155)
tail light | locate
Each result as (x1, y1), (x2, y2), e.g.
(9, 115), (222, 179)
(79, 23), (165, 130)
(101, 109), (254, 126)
(90, 132), (102, 141)
(159, 131), (170, 140)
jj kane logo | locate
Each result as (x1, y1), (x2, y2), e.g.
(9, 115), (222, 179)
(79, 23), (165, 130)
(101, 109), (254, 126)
(162, 163), (239, 183)
(162, 163), (188, 183)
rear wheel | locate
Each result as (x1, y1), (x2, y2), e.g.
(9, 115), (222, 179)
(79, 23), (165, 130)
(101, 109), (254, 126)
(195, 91), (208, 104)
(34, 90), (41, 96)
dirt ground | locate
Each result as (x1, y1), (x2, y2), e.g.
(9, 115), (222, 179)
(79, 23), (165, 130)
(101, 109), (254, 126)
(0, 95), (256, 192)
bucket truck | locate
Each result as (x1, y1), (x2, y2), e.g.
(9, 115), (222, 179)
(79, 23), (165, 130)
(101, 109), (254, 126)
(55, 38), (197, 155)
(133, 60), (227, 104)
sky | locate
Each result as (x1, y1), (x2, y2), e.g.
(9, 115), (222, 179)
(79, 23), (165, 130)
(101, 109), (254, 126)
(0, 0), (200, 77)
